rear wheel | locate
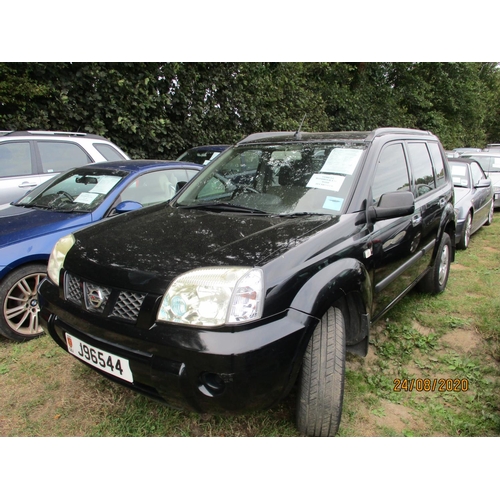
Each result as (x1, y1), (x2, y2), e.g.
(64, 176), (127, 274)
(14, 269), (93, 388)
(0, 264), (47, 342)
(417, 233), (451, 294)
(296, 306), (346, 437)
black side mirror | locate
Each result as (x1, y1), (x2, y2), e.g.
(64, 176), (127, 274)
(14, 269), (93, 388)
(368, 191), (415, 221)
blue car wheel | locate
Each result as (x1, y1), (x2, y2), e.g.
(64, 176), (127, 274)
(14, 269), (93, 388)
(0, 264), (47, 342)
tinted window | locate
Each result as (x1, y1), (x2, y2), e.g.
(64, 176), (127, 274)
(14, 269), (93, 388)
(372, 143), (410, 203)
(407, 142), (436, 197)
(427, 142), (446, 187)
(38, 141), (92, 173)
(0, 142), (32, 177)
(93, 143), (126, 161)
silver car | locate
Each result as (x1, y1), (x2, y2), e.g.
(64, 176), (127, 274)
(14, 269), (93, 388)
(0, 130), (129, 204)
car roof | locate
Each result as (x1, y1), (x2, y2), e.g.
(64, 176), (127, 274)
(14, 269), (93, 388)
(462, 151), (500, 157)
(76, 159), (202, 174)
(237, 128), (434, 145)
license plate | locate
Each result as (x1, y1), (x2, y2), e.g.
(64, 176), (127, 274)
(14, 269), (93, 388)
(65, 333), (133, 383)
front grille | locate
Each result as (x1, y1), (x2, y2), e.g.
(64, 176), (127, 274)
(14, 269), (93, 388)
(64, 272), (146, 323)
(111, 291), (146, 321)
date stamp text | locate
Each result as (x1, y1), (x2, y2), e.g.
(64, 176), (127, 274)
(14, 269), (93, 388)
(393, 378), (469, 392)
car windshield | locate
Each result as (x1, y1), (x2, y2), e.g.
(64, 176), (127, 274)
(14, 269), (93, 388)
(175, 142), (366, 215)
(450, 163), (471, 188)
(14, 167), (127, 212)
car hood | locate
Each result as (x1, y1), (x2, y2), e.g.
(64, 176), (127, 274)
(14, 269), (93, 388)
(66, 205), (335, 294)
(0, 204), (91, 247)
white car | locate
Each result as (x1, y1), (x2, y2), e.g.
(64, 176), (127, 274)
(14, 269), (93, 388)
(0, 130), (129, 204)
(460, 151), (500, 208)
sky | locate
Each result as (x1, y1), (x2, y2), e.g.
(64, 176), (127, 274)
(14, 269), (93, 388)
(4, 2), (500, 62)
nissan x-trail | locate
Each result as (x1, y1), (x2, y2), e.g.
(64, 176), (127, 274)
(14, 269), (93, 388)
(38, 128), (456, 436)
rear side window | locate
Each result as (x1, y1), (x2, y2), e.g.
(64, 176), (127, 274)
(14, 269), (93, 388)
(372, 143), (410, 203)
(427, 142), (446, 187)
(37, 141), (92, 173)
(407, 142), (436, 197)
(93, 143), (126, 161)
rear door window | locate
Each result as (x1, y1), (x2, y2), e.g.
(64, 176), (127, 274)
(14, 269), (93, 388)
(37, 141), (93, 173)
(407, 142), (436, 197)
(427, 142), (446, 187)
(93, 143), (127, 161)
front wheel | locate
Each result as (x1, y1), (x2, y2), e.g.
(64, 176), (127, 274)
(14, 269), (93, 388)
(296, 306), (346, 437)
(417, 233), (451, 295)
(485, 200), (494, 226)
(0, 264), (47, 342)
(457, 212), (472, 250)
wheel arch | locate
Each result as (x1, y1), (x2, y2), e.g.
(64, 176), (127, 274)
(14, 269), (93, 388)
(290, 258), (372, 356)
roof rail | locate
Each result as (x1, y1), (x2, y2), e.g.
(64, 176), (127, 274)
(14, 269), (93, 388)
(1, 130), (106, 139)
(371, 127), (432, 137)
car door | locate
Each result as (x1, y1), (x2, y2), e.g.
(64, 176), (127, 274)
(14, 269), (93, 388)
(469, 161), (490, 228)
(369, 141), (428, 321)
(0, 141), (39, 204)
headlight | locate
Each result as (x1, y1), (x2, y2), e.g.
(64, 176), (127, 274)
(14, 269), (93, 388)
(157, 267), (264, 326)
(47, 234), (75, 285)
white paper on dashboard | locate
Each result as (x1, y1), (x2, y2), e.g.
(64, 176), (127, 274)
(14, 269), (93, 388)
(321, 148), (362, 175)
(307, 173), (345, 192)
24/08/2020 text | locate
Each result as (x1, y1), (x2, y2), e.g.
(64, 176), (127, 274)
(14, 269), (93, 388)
(393, 378), (469, 392)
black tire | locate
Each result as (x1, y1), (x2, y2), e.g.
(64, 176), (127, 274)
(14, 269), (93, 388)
(296, 306), (346, 437)
(485, 200), (494, 226)
(457, 212), (472, 250)
(0, 264), (47, 342)
(417, 233), (451, 294)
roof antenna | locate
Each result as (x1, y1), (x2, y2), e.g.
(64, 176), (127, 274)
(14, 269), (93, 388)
(294, 114), (306, 140)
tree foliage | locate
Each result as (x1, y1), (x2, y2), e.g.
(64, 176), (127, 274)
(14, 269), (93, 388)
(1, 62), (499, 157)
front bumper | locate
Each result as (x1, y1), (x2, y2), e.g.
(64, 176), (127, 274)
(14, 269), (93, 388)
(38, 278), (316, 414)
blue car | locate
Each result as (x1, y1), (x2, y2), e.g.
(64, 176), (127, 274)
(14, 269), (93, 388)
(0, 159), (201, 341)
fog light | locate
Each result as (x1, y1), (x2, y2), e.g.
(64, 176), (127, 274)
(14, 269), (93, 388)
(198, 372), (226, 397)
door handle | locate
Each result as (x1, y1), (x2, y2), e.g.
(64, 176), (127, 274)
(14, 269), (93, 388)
(439, 198), (446, 208)
(18, 182), (37, 188)
(412, 214), (422, 226)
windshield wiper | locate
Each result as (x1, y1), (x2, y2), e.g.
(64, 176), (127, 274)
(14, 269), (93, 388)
(276, 211), (332, 218)
(179, 202), (270, 215)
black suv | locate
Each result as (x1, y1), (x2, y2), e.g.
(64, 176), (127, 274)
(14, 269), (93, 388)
(39, 128), (456, 436)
